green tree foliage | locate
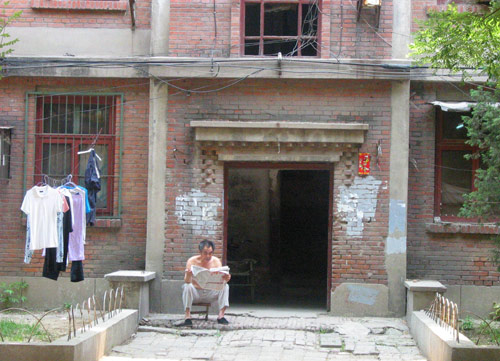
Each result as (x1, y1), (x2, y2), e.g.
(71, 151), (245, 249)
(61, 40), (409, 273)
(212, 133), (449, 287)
(411, 2), (500, 268)
(410, 2), (500, 83)
(0, 1), (22, 75)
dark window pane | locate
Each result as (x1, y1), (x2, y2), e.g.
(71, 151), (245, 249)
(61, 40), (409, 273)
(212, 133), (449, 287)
(441, 150), (472, 216)
(300, 41), (317, 56)
(245, 3), (260, 37)
(264, 39), (297, 56)
(302, 4), (318, 36)
(264, 3), (298, 36)
(81, 104), (110, 135)
(245, 39), (260, 55)
(43, 104), (75, 134)
(441, 111), (470, 140)
(43, 99), (111, 135)
(42, 143), (72, 178)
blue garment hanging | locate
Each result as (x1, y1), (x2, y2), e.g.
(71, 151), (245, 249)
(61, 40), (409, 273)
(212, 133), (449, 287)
(84, 149), (101, 226)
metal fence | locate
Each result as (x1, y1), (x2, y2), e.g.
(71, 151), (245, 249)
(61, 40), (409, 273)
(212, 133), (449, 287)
(425, 292), (460, 342)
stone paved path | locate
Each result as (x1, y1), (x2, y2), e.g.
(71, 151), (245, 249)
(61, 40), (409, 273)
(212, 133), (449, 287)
(102, 309), (427, 361)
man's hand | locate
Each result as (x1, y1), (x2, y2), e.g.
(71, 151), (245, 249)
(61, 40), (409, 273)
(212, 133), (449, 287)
(184, 267), (193, 283)
(222, 273), (231, 282)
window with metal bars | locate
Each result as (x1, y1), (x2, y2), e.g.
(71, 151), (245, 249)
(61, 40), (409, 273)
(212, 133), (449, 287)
(242, 0), (320, 56)
(0, 127), (12, 179)
(34, 94), (121, 216)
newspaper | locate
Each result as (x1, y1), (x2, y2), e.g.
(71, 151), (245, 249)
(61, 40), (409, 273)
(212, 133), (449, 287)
(191, 265), (230, 291)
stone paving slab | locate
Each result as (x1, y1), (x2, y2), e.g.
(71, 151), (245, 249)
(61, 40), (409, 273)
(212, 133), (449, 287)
(105, 312), (427, 361)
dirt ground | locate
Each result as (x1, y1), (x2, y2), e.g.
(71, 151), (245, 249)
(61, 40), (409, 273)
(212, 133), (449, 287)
(0, 310), (84, 342)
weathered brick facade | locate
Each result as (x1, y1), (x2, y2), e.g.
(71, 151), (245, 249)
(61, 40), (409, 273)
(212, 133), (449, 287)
(407, 82), (500, 286)
(0, 0), (498, 314)
(7, 0), (151, 28)
(0, 77), (149, 278)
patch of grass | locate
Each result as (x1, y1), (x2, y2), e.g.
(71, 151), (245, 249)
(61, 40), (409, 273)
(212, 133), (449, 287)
(460, 316), (474, 331)
(0, 319), (50, 342)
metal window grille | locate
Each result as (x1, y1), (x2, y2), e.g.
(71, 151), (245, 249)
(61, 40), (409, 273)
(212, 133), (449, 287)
(0, 127), (12, 179)
(24, 92), (124, 218)
(242, 0), (320, 56)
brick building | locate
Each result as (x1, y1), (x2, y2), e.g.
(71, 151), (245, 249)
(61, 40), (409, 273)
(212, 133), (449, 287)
(0, 0), (498, 316)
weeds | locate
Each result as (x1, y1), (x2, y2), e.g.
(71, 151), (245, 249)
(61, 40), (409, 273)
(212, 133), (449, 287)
(0, 281), (28, 309)
(0, 319), (49, 342)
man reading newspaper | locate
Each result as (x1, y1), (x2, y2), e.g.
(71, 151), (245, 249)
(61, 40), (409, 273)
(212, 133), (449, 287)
(177, 239), (231, 326)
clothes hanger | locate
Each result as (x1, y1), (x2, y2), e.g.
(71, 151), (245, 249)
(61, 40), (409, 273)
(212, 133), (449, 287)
(35, 174), (48, 187)
(63, 174), (78, 188)
(77, 129), (102, 161)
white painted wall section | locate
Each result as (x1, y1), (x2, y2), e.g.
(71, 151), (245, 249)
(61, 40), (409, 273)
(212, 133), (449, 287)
(175, 189), (222, 236)
(337, 176), (382, 238)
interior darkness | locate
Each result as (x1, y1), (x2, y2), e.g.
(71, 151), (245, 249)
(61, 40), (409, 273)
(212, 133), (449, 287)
(227, 168), (329, 308)
(244, 3), (318, 56)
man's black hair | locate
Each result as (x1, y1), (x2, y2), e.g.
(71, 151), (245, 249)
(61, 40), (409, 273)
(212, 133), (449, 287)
(199, 239), (215, 252)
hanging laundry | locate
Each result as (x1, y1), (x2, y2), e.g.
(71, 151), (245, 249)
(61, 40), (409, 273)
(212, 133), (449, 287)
(85, 149), (101, 226)
(21, 185), (64, 250)
(22, 179), (88, 283)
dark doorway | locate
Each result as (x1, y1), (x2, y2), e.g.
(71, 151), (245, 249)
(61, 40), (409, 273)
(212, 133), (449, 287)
(277, 170), (329, 306)
(226, 166), (330, 308)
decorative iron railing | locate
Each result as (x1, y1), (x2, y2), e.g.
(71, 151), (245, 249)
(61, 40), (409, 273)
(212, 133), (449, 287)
(425, 292), (460, 342)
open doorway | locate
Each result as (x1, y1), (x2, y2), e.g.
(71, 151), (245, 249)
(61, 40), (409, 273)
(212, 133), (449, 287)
(226, 165), (330, 309)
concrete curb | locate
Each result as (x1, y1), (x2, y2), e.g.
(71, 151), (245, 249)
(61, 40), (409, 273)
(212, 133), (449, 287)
(409, 311), (500, 361)
(0, 309), (138, 361)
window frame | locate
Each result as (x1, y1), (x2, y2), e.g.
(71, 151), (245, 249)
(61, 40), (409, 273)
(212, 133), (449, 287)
(33, 94), (120, 217)
(434, 109), (480, 221)
(240, 0), (322, 57)
(0, 127), (12, 179)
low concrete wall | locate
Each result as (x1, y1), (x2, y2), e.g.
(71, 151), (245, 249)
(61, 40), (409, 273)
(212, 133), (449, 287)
(0, 309), (138, 361)
(0, 276), (108, 310)
(409, 310), (500, 361)
(329, 283), (390, 317)
(445, 285), (500, 319)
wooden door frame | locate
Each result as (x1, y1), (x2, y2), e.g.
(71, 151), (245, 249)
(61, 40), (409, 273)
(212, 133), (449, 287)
(223, 162), (334, 311)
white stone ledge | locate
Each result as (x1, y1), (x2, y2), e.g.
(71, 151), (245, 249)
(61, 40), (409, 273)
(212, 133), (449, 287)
(105, 270), (156, 283)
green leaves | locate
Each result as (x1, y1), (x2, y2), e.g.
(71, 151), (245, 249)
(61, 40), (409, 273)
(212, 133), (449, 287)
(0, 0), (22, 75)
(0, 281), (28, 308)
(459, 88), (500, 220)
(412, 2), (500, 270)
(410, 2), (500, 83)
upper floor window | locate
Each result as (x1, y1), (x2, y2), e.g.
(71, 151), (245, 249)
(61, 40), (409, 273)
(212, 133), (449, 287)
(34, 94), (121, 216)
(243, 0), (320, 56)
(435, 109), (480, 220)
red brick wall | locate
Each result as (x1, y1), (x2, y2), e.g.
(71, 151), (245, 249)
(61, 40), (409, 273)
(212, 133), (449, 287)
(0, 77), (149, 278)
(168, 0), (394, 59)
(412, 0), (492, 32)
(407, 82), (500, 286)
(164, 78), (391, 289)
(6, 0), (150, 29)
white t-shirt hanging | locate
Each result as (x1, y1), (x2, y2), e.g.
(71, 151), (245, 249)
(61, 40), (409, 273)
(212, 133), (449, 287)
(21, 185), (63, 250)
